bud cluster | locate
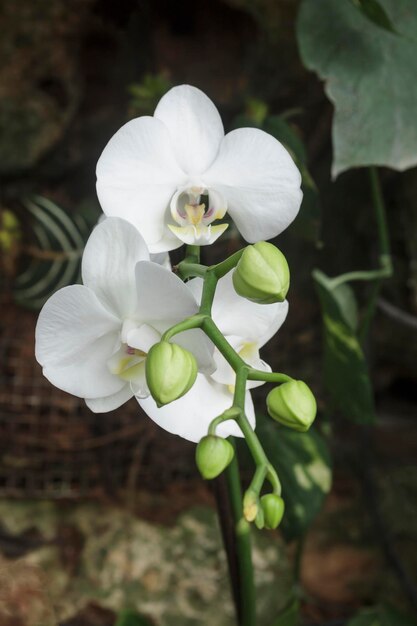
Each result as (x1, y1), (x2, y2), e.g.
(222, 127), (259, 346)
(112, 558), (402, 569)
(243, 489), (285, 530)
(144, 239), (316, 533)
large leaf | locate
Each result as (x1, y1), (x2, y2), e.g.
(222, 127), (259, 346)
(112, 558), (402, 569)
(348, 605), (417, 626)
(256, 417), (332, 541)
(314, 270), (375, 423)
(297, 0), (417, 177)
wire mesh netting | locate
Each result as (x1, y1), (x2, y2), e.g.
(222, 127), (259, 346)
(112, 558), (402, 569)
(0, 295), (196, 499)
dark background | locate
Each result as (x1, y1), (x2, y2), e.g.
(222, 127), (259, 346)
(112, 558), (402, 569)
(0, 1), (416, 625)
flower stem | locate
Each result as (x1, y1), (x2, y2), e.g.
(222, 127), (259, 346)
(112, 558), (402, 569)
(161, 314), (206, 342)
(324, 168), (392, 294)
(359, 167), (393, 341)
(247, 368), (292, 384)
(237, 411), (281, 496)
(185, 244), (201, 264)
(177, 262), (207, 280)
(225, 446), (257, 626)
(168, 244), (296, 626)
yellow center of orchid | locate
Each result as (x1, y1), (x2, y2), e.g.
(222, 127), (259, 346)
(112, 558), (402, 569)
(168, 187), (229, 246)
(109, 346), (147, 382)
(184, 203), (206, 226)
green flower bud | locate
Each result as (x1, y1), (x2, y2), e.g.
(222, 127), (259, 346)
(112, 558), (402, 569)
(243, 489), (259, 522)
(260, 494), (285, 530)
(254, 508), (265, 530)
(146, 341), (197, 407)
(195, 435), (234, 479)
(232, 242), (290, 304)
(266, 380), (317, 432)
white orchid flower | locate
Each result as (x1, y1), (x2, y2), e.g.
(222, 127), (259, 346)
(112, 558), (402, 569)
(98, 212), (172, 268)
(96, 85), (302, 253)
(139, 271), (288, 443)
(35, 217), (213, 412)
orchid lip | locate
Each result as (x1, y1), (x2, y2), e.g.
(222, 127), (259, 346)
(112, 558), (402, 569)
(169, 185), (228, 246)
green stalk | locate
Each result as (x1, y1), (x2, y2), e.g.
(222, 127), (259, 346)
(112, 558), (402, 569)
(325, 168), (392, 295)
(165, 244), (295, 626)
(359, 167), (393, 341)
(247, 368), (292, 384)
(185, 244), (201, 264)
(225, 443), (257, 626)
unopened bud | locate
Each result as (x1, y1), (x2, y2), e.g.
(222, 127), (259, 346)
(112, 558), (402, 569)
(267, 380), (317, 432)
(254, 508), (265, 530)
(195, 435), (234, 479)
(232, 242), (290, 304)
(243, 489), (259, 522)
(146, 341), (197, 407)
(260, 494), (285, 529)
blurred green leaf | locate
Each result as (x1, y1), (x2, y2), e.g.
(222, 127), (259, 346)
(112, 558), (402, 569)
(246, 97), (269, 125)
(264, 116), (307, 165)
(297, 0), (417, 177)
(330, 281), (359, 330)
(351, 0), (396, 33)
(270, 597), (300, 626)
(347, 605), (417, 626)
(115, 610), (153, 626)
(14, 196), (90, 310)
(314, 269), (375, 423)
(233, 111), (321, 244)
(128, 73), (172, 117)
(256, 416), (332, 541)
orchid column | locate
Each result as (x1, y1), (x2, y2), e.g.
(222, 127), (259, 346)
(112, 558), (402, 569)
(36, 85), (316, 626)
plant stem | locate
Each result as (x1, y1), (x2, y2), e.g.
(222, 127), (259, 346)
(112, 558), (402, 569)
(213, 249), (245, 278)
(177, 262), (207, 280)
(161, 314), (206, 342)
(369, 167), (391, 261)
(247, 368), (292, 384)
(225, 441), (257, 626)
(237, 412), (281, 496)
(168, 244), (295, 626)
(359, 167), (393, 341)
(185, 244), (201, 263)
(325, 168), (392, 295)
(203, 318), (247, 369)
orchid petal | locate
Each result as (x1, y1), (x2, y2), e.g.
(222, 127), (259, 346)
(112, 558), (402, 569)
(154, 85), (224, 175)
(85, 385), (133, 413)
(150, 251), (172, 269)
(135, 261), (198, 327)
(127, 324), (161, 353)
(207, 188), (227, 221)
(96, 116), (186, 251)
(135, 261), (214, 372)
(210, 340), (272, 390)
(204, 127), (302, 241)
(35, 285), (124, 398)
(82, 217), (149, 319)
(138, 375), (255, 443)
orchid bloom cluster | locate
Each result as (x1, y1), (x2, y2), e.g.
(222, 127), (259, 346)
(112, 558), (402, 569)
(35, 85), (317, 530)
